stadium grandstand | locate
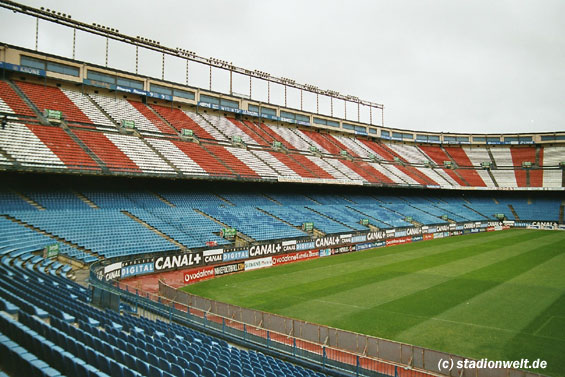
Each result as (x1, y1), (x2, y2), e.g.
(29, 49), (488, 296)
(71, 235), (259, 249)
(0, 1), (564, 377)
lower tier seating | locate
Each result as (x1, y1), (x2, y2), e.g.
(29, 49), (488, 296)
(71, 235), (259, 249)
(0, 183), (562, 263)
(0, 259), (325, 377)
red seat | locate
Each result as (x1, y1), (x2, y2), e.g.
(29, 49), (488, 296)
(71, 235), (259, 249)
(71, 129), (141, 172)
(510, 146), (540, 187)
(15, 81), (91, 123)
(150, 105), (215, 139)
(128, 101), (175, 134)
(0, 80), (36, 117)
(171, 140), (233, 176)
(27, 124), (100, 170)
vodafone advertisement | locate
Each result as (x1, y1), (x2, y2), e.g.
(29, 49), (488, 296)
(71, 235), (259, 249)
(184, 266), (215, 284)
(385, 236), (412, 247)
(272, 250), (319, 266)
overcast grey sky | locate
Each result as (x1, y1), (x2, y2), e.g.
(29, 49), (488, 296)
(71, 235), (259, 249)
(1, 0), (564, 134)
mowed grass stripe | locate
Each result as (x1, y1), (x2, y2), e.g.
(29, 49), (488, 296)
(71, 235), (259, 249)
(432, 248), (565, 332)
(331, 232), (564, 339)
(394, 249), (565, 376)
(504, 292), (565, 377)
(282, 230), (558, 323)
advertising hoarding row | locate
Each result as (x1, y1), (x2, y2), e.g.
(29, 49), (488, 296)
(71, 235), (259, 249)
(105, 221), (520, 283)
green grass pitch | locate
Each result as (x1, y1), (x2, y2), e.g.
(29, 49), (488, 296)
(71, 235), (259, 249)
(183, 229), (565, 376)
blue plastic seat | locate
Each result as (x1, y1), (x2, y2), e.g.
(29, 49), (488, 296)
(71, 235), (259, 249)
(188, 361), (202, 376)
(158, 358), (171, 373)
(148, 364), (164, 377)
(109, 360), (124, 377)
(135, 359), (149, 376)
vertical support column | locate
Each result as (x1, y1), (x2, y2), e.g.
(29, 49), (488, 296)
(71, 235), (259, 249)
(316, 93), (319, 114)
(105, 37), (109, 67)
(357, 101), (360, 122)
(369, 106), (373, 125)
(330, 97), (334, 117)
(381, 106), (384, 127)
(209, 65), (212, 91)
(284, 85), (287, 107)
(300, 89), (303, 111)
(344, 100), (347, 120)
(249, 76), (252, 99)
(267, 81), (270, 104)
(229, 70), (233, 95)
(185, 59), (189, 85)
(35, 17), (39, 51)
(72, 28), (76, 60)
(135, 45), (139, 74)
(161, 52), (165, 80)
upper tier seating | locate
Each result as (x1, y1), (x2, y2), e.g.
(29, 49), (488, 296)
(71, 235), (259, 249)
(127, 100), (175, 134)
(543, 147), (564, 166)
(200, 115), (255, 145)
(170, 140), (234, 177)
(250, 150), (302, 179)
(147, 138), (208, 176)
(60, 88), (116, 129)
(203, 144), (262, 179)
(0, 123), (66, 169)
(490, 169), (518, 188)
(104, 133), (175, 174)
(15, 81), (92, 124)
(71, 129), (141, 172)
(442, 147), (487, 187)
(0, 80), (563, 189)
(26, 124), (100, 171)
(543, 169), (563, 188)
(388, 143), (430, 164)
(150, 104), (215, 139)
(489, 147), (514, 167)
(0, 80), (36, 117)
(228, 119), (271, 147)
(192, 112), (230, 141)
(88, 93), (165, 134)
(461, 147), (497, 187)
(510, 147), (542, 187)
(418, 146), (468, 186)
